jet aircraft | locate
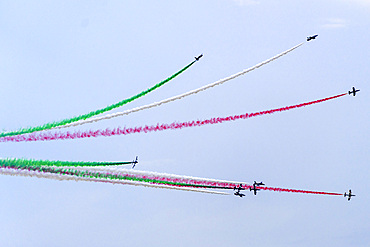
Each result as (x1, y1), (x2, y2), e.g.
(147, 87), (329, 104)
(250, 181), (265, 195)
(307, 35), (318, 41)
(234, 184), (246, 197)
(348, 87), (360, 96)
(131, 156), (139, 169)
(195, 54), (203, 61)
(344, 189), (356, 201)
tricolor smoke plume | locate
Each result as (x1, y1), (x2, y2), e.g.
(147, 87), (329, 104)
(78, 167), (342, 196)
(71, 165), (245, 188)
(0, 161), (342, 196)
(54, 42), (304, 129)
(0, 58), (198, 138)
(0, 93), (346, 143)
(0, 162), (230, 195)
(0, 167), (229, 195)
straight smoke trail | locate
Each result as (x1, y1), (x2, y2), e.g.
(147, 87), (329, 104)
(0, 158), (135, 168)
(72, 166), (244, 188)
(0, 159), (242, 189)
(0, 93), (346, 143)
(258, 186), (342, 196)
(0, 164), (229, 195)
(0, 163), (341, 196)
(54, 42), (305, 130)
(0, 59), (198, 138)
(0, 167), (229, 195)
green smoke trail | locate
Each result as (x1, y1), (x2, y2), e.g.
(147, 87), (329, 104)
(0, 158), (134, 168)
(0, 59), (197, 138)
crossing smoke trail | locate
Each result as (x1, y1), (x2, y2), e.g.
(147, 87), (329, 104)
(53, 42), (305, 129)
(0, 58), (198, 138)
(0, 93), (347, 143)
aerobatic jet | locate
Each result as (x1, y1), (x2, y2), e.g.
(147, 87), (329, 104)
(348, 87), (360, 96)
(344, 189), (356, 201)
(109, 156), (138, 167)
(234, 184), (246, 197)
(250, 181), (265, 195)
(307, 35), (318, 41)
(131, 156), (138, 169)
(195, 54), (203, 61)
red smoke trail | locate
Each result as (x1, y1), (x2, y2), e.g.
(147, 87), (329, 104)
(0, 93), (346, 143)
(257, 186), (342, 196)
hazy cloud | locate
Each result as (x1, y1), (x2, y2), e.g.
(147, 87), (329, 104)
(347, 0), (370, 6)
(232, 0), (260, 6)
(321, 18), (348, 29)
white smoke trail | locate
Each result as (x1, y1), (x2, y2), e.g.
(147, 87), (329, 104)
(0, 167), (230, 195)
(53, 42), (304, 130)
(69, 166), (246, 185)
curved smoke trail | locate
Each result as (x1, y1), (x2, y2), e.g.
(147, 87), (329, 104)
(0, 92), (346, 143)
(0, 59), (198, 138)
(53, 42), (305, 130)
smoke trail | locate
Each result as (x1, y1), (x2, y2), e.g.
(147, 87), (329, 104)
(0, 164), (341, 196)
(0, 93), (346, 143)
(258, 186), (342, 196)
(54, 43), (304, 129)
(3, 159), (341, 197)
(0, 164), (229, 195)
(0, 158), (135, 168)
(0, 161), (218, 190)
(0, 159), (239, 190)
(0, 167), (229, 194)
(73, 166), (244, 189)
(0, 59), (198, 138)
(0, 160), (342, 196)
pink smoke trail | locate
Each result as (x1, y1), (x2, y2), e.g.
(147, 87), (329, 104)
(0, 93), (346, 143)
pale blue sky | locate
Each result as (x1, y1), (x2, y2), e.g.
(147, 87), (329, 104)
(0, 1), (369, 246)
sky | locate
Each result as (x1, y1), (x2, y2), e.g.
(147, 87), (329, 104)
(0, 1), (369, 246)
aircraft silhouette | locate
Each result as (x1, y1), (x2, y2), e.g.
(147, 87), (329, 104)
(131, 156), (138, 169)
(348, 87), (360, 96)
(234, 184), (246, 197)
(307, 34), (318, 41)
(195, 54), (203, 61)
(250, 181), (265, 195)
(344, 189), (356, 201)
